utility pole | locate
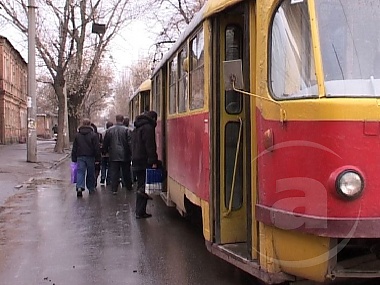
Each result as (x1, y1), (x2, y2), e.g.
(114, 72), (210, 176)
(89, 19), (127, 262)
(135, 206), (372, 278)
(27, 0), (37, 162)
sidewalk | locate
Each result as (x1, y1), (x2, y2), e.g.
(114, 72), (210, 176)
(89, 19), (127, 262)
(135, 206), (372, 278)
(0, 139), (70, 205)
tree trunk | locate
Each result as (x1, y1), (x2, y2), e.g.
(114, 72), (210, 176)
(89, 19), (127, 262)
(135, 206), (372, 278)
(54, 84), (66, 153)
(68, 90), (84, 141)
(68, 113), (79, 142)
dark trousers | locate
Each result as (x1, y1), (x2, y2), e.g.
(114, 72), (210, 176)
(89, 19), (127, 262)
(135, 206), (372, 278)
(135, 169), (148, 215)
(100, 156), (111, 183)
(109, 161), (131, 192)
(121, 164), (133, 188)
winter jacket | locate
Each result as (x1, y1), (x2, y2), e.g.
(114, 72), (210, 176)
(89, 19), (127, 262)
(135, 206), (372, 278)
(71, 126), (101, 162)
(131, 113), (158, 170)
(102, 123), (131, 162)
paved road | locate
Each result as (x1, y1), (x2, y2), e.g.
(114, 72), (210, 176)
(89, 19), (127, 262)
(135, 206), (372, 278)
(0, 158), (257, 285)
(0, 140), (68, 206)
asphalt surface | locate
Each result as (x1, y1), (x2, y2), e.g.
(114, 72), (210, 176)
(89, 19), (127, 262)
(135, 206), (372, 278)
(0, 140), (69, 205)
(0, 141), (257, 285)
(1, 141), (379, 285)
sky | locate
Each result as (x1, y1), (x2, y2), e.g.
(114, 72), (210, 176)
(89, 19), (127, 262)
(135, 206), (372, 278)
(105, 20), (158, 76)
(1, 23), (28, 59)
(0, 17), (157, 79)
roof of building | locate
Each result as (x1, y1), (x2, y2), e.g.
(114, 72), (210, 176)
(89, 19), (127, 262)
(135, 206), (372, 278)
(0, 35), (27, 65)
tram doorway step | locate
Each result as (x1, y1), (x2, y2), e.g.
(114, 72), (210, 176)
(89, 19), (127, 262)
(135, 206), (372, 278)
(220, 243), (251, 259)
(160, 191), (175, 207)
(331, 253), (380, 279)
(207, 242), (293, 284)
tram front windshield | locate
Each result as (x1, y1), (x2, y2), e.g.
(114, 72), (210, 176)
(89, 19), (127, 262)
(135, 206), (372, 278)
(316, 0), (380, 97)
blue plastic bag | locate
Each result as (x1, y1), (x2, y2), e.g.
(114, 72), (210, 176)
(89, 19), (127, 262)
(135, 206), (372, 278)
(70, 162), (78, 183)
(145, 168), (163, 195)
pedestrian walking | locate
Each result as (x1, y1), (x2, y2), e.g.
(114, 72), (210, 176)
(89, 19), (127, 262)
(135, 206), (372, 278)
(71, 118), (101, 197)
(52, 124), (58, 134)
(100, 121), (113, 185)
(132, 110), (158, 219)
(52, 124), (58, 140)
(102, 114), (132, 194)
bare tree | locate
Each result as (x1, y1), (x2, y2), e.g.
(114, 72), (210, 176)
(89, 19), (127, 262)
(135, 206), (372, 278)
(114, 69), (131, 116)
(0, 0), (147, 153)
(129, 57), (154, 90)
(113, 56), (153, 118)
(80, 63), (113, 119)
(36, 76), (58, 114)
(146, 0), (206, 63)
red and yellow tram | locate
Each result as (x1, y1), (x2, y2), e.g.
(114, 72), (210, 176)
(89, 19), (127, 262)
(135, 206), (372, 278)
(131, 0), (380, 283)
(129, 79), (151, 125)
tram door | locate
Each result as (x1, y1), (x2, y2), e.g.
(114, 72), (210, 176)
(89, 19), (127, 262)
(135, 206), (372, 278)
(215, 5), (249, 245)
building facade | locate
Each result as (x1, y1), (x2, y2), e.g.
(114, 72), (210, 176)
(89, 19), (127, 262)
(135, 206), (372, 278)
(0, 36), (27, 144)
(37, 113), (58, 139)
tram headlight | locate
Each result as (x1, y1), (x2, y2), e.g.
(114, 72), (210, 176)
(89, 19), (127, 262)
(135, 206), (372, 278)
(336, 171), (364, 199)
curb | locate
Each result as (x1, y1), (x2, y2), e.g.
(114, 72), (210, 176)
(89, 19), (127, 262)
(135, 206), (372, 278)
(15, 153), (70, 190)
(51, 153), (70, 169)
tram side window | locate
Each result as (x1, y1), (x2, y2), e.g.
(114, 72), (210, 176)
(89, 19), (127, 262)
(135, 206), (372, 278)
(189, 29), (205, 110)
(169, 59), (177, 114)
(141, 91), (150, 113)
(133, 98), (138, 119)
(225, 25), (243, 114)
(152, 78), (157, 112)
(270, 0), (317, 99)
(178, 48), (188, 113)
(154, 74), (161, 117)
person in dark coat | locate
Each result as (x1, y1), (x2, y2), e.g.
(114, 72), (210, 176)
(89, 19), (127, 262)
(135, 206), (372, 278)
(71, 118), (101, 197)
(132, 111), (158, 219)
(52, 124), (58, 134)
(102, 114), (132, 194)
(52, 124), (58, 140)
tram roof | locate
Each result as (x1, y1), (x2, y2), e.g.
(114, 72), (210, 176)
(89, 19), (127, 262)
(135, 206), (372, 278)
(130, 79), (151, 101)
(152, 0), (242, 76)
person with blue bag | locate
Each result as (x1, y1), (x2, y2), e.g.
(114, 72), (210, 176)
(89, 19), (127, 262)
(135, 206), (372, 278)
(132, 110), (158, 219)
(71, 118), (101, 197)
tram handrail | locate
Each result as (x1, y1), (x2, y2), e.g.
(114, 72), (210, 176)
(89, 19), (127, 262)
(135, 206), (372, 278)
(224, 117), (243, 217)
(231, 80), (287, 122)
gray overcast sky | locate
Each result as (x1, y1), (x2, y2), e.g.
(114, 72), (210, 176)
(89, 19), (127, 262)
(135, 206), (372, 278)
(0, 18), (156, 77)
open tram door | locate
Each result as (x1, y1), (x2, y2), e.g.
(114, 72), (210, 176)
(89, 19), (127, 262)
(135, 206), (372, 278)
(211, 1), (257, 263)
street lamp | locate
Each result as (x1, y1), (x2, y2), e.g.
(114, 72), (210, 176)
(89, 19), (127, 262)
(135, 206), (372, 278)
(92, 23), (106, 35)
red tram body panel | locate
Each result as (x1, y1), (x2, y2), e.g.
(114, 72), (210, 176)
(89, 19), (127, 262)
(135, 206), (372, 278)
(256, 114), (380, 238)
(166, 113), (210, 201)
(155, 119), (163, 160)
